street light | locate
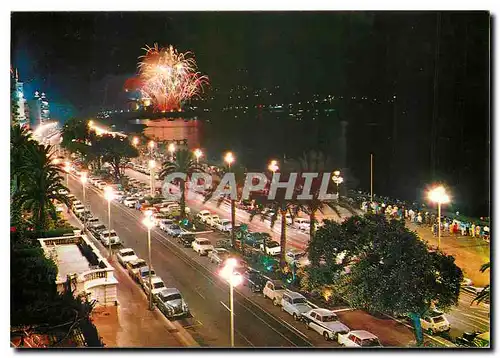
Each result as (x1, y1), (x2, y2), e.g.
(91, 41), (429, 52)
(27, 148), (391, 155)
(142, 210), (155, 311)
(104, 186), (115, 258)
(219, 258), (243, 347)
(132, 136), (139, 146)
(194, 148), (203, 164)
(64, 161), (71, 186)
(428, 185), (450, 250)
(224, 152), (234, 170)
(148, 140), (155, 157)
(168, 143), (176, 161)
(149, 160), (156, 197)
(268, 159), (279, 173)
(332, 170), (343, 197)
(80, 172), (88, 228)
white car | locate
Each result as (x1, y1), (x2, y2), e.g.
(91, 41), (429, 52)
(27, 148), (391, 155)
(71, 200), (82, 208)
(302, 308), (350, 341)
(260, 241), (281, 256)
(58, 188), (69, 195)
(123, 197), (138, 208)
(143, 276), (167, 296)
(215, 219), (232, 232)
(197, 210), (212, 223)
(208, 248), (231, 265)
(263, 280), (287, 306)
(285, 249), (310, 267)
(294, 218), (310, 231)
(191, 238), (214, 256)
(116, 248), (139, 267)
(420, 311), (451, 334)
(207, 215), (220, 227)
(100, 230), (121, 246)
(159, 219), (175, 231)
(338, 330), (382, 347)
(73, 204), (85, 216)
(281, 291), (312, 321)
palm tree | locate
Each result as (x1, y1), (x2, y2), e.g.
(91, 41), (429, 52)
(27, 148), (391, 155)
(290, 151), (336, 239)
(472, 262), (490, 305)
(16, 144), (71, 231)
(11, 124), (36, 194)
(159, 149), (203, 218)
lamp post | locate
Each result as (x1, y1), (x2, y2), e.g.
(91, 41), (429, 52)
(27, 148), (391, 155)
(168, 143), (176, 162)
(224, 152), (234, 170)
(148, 140), (155, 157)
(80, 172), (88, 227)
(194, 148), (203, 164)
(64, 161), (71, 186)
(332, 170), (343, 198)
(268, 159), (279, 174)
(142, 210), (155, 311)
(149, 160), (156, 197)
(428, 185), (450, 250)
(104, 186), (115, 258)
(219, 258), (243, 347)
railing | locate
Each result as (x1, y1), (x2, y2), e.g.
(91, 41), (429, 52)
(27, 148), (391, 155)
(81, 269), (112, 282)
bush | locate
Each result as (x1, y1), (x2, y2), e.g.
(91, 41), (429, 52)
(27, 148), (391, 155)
(38, 227), (77, 238)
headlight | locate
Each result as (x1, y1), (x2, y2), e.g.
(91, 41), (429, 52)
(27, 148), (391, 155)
(182, 302), (188, 310)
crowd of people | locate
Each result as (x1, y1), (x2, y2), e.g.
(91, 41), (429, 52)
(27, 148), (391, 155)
(357, 194), (490, 243)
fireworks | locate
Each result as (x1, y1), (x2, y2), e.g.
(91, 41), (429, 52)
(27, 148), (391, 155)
(138, 44), (209, 111)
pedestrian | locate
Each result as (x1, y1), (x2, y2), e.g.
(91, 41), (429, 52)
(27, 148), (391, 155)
(460, 223), (466, 236)
(405, 209), (409, 219)
(471, 223), (476, 237)
(475, 225), (481, 238)
(417, 213), (423, 225)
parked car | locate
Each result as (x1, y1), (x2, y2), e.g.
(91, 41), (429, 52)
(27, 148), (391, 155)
(152, 213), (168, 226)
(154, 288), (190, 318)
(58, 188), (69, 195)
(137, 266), (156, 288)
(125, 259), (148, 279)
(143, 276), (167, 296)
(420, 310), (451, 334)
(294, 218), (310, 231)
(86, 217), (100, 227)
(89, 223), (107, 237)
(192, 238), (214, 256)
(215, 218), (232, 232)
(338, 330), (382, 347)
(196, 210), (212, 223)
(285, 249), (310, 267)
(207, 215), (220, 227)
(302, 308), (350, 341)
(262, 280), (287, 306)
(100, 230), (121, 246)
(179, 233), (196, 248)
(242, 268), (266, 293)
(281, 291), (312, 321)
(116, 248), (139, 267)
(73, 204), (85, 216)
(166, 224), (183, 237)
(123, 197), (138, 208)
(208, 248), (231, 265)
(159, 219), (175, 231)
(260, 241), (281, 256)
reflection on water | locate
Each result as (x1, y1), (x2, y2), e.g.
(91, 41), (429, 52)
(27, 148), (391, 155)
(129, 113), (344, 171)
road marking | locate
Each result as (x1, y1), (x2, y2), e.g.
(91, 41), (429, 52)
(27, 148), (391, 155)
(123, 227), (132, 232)
(235, 328), (255, 347)
(278, 318), (309, 340)
(194, 288), (206, 300)
(220, 301), (234, 315)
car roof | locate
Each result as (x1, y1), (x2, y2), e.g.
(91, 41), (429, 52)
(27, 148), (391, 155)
(269, 279), (285, 285)
(119, 248), (135, 254)
(159, 287), (181, 296)
(349, 330), (378, 340)
(312, 308), (336, 316)
(128, 258), (146, 265)
(284, 291), (306, 299)
(139, 266), (154, 273)
(151, 276), (164, 283)
(214, 248), (229, 253)
(199, 210), (211, 214)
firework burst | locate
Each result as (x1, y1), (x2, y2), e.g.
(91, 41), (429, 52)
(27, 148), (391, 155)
(138, 44), (209, 111)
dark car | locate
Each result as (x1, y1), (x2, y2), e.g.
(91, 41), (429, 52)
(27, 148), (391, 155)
(179, 233), (196, 248)
(243, 268), (266, 293)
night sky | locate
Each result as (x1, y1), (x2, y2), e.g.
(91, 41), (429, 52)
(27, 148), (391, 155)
(11, 11), (490, 215)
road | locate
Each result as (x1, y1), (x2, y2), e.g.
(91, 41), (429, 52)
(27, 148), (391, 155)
(67, 173), (315, 347)
(124, 167), (491, 343)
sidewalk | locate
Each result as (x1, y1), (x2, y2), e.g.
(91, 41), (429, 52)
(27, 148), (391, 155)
(62, 209), (197, 348)
(407, 222), (490, 287)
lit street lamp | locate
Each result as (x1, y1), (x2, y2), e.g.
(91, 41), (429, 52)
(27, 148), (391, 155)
(219, 258), (243, 347)
(64, 161), (71, 186)
(194, 148), (203, 164)
(142, 210), (155, 311)
(132, 136), (139, 146)
(268, 159), (279, 174)
(149, 160), (156, 197)
(104, 186), (115, 258)
(168, 143), (176, 161)
(224, 152), (234, 170)
(428, 185), (450, 250)
(332, 170), (343, 197)
(80, 172), (88, 227)
(148, 140), (155, 157)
